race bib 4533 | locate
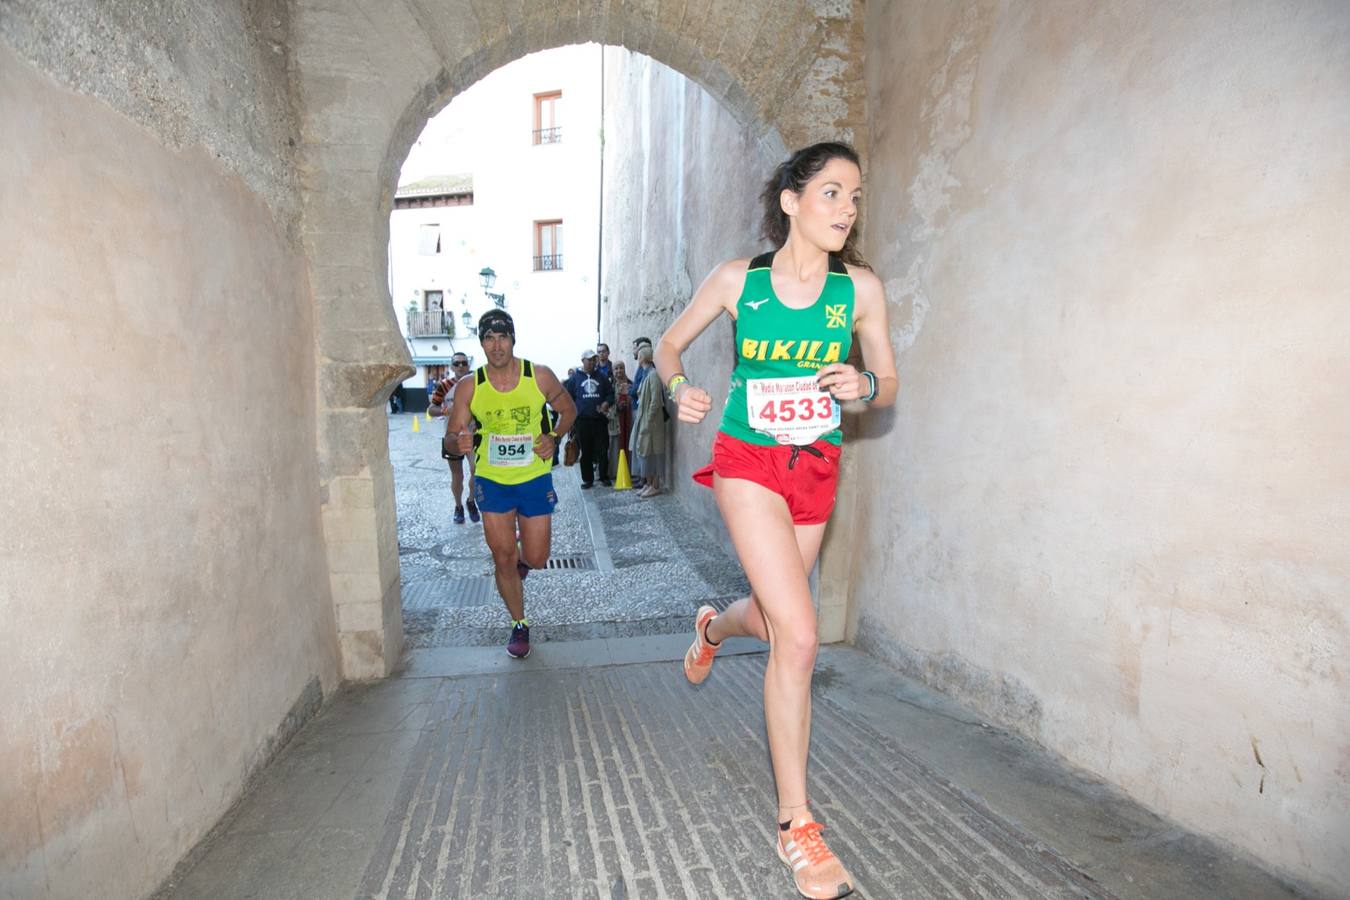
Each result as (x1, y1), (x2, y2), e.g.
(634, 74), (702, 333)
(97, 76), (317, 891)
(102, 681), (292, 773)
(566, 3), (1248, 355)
(746, 377), (839, 446)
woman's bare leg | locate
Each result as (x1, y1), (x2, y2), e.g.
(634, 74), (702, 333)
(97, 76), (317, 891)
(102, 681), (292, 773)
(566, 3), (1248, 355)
(713, 475), (826, 823)
(705, 593), (770, 643)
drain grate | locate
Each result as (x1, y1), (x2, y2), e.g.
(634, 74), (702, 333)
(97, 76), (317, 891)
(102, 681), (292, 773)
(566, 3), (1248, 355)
(402, 577), (497, 609)
(545, 554), (598, 571)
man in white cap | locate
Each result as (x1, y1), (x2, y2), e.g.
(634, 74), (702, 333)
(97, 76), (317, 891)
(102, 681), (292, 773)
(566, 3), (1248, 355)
(563, 349), (615, 488)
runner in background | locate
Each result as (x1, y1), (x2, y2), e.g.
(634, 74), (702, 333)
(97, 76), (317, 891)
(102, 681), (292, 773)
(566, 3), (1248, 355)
(429, 352), (479, 524)
(445, 311), (575, 658)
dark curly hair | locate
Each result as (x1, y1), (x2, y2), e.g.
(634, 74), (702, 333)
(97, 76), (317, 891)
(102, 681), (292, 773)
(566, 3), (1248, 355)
(759, 142), (868, 269)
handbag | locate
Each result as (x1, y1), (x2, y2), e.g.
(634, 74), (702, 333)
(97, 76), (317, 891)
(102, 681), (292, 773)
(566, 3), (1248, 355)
(563, 432), (580, 467)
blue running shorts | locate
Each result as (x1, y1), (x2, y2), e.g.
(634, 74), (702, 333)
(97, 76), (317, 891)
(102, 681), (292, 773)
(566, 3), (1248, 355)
(473, 472), (557, 518)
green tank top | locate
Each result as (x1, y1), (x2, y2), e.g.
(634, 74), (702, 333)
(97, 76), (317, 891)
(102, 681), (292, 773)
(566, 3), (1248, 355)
(468, 359), (553, 484)
(719, 252), (855, 447)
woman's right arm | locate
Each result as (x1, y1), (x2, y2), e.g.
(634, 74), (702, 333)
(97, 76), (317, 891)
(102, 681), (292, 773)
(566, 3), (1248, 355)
(654, 259), (746, 424)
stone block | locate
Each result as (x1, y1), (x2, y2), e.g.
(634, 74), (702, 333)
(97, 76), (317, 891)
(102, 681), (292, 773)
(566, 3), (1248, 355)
(320, 358), (414, 408)
(302, 140), (388, 175)
(305, 228), (381, 272)
(339, 629), (390, 680)
(327, 474), (375, 509)
(336, 600), (384, 632)
(379, 575), (403, 620)
(322, 504), (377, 543)
(326, 537), (381, 574)
(375, 514), (400, 574)
(329, 571), (383, 607)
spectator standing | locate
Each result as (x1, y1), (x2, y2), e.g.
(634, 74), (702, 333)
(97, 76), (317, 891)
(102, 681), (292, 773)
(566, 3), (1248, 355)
(564, 349), (615, 488)
(632, 344), (666, 497)
(628, 337), (654, 487)
(610, 361), (632, 473)
(629, 337), (653, 403)
(595, 342), (613, 378)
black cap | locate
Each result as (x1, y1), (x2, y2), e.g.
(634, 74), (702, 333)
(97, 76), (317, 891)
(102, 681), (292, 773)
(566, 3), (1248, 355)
(478, 309), (515, 339)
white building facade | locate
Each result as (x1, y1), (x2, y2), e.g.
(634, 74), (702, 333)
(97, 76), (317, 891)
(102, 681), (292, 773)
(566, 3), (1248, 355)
(388, 43), (606, 407)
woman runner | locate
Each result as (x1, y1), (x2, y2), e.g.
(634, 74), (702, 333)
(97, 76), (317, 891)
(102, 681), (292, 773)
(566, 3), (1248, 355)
(654, 142), (897, 900)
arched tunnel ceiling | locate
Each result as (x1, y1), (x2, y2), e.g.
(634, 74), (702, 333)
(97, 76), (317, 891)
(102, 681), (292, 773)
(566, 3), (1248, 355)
(292, 0), (866, 415)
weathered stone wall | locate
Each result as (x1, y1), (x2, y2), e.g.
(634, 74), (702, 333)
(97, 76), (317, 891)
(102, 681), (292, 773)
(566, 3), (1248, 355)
(597, 46), (779, 539)
(1, 0), (301, 229)
(593, 2), (866, 639)
(0, 8), (335, 899)
(856, 1), (1350, 894)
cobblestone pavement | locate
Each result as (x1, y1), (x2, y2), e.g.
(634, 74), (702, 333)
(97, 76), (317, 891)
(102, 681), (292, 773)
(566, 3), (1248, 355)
(389, 412), (748, 648)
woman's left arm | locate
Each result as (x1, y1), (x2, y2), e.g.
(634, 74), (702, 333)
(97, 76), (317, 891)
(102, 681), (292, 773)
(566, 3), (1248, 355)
(816, 267), (898, 406)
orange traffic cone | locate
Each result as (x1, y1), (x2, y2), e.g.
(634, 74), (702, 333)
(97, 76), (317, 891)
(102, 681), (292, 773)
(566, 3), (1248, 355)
(412, 414), (421, 433)
(613, 450), (632, 490)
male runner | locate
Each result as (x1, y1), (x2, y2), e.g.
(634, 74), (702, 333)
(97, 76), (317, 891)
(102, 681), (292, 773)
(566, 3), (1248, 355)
(445, 310), (575, 658)
(428, 351), (478, 524)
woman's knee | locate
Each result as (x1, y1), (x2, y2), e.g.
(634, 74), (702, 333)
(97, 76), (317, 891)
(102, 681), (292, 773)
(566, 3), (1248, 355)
(772, 620), (818, 673)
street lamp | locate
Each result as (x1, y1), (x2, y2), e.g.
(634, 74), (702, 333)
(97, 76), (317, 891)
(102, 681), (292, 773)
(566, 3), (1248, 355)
(478, 266), (507, 309)
(461, 308), (474, 336)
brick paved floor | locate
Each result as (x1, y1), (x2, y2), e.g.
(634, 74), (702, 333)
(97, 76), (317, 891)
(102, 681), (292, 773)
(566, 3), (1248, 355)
(157, 643), (1306, 900)
(356, 656), (1109, 900)
(154, 416), (1312, 900)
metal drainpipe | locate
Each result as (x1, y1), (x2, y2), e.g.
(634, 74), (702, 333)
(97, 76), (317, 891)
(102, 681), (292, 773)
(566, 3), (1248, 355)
(595, 43), (605, 344)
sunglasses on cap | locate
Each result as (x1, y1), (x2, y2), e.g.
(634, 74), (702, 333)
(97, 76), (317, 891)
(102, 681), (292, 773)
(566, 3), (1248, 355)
(478, 310), (515, 337)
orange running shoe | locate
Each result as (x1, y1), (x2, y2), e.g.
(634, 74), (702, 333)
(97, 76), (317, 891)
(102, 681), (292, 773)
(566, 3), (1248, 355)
(683, 604), (721, 684)
(776, 816), (855, 899)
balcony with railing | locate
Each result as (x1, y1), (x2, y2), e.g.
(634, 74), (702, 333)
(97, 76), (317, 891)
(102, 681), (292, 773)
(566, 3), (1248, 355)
(533, 254), (563, 272)
(532, 127), (562, 145)
(406, 309), (455, 337)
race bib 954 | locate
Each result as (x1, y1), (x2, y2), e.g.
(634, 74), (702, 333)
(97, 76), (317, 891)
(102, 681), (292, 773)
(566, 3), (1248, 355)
(488, 433), (534, 466)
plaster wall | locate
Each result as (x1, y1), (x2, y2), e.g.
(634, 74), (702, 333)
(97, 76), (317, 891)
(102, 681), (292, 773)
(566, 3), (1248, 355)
(0, 12), (335, 900)
(857, 1), (1350, 892)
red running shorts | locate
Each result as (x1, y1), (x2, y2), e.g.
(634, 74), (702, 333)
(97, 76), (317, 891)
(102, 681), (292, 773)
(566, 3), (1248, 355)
(692, 431), (842, 525)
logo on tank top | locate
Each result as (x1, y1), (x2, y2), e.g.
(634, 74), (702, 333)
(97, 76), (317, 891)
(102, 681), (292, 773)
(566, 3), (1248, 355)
(739, 339), (843, 370)
(825, 304), (848, 328)
(745, 298), (770, 311)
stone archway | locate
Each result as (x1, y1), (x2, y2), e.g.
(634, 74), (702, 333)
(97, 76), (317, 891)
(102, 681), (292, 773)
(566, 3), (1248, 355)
(292, 1), (866, 678)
